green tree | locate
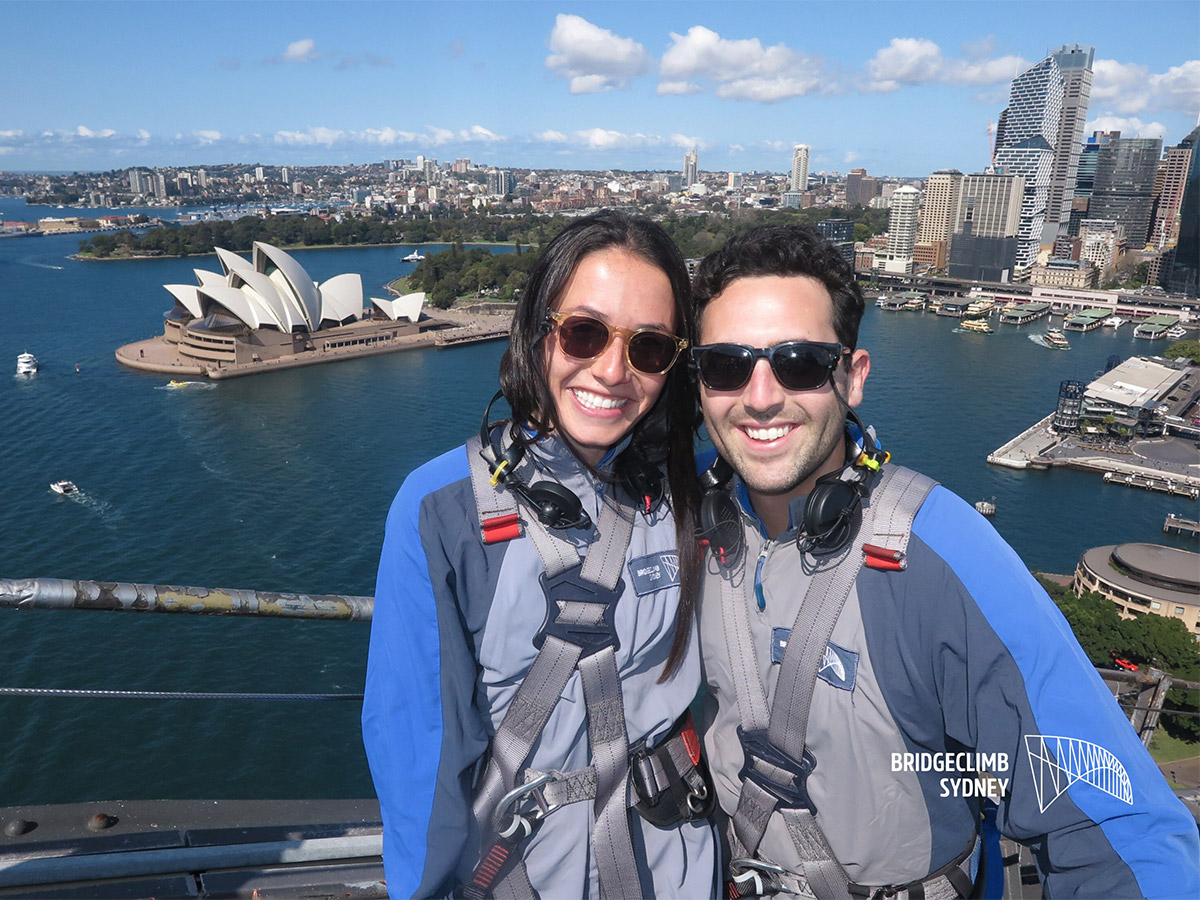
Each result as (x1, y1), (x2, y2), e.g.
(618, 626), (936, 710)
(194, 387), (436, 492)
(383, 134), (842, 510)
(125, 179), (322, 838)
(1164, 340), (1200, 364)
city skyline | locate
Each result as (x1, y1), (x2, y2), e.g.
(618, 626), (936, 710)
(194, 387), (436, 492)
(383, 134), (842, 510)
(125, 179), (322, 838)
(2, 1), (1197, 176)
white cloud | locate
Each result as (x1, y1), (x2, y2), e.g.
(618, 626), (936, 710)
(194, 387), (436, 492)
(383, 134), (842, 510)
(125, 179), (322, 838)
(863, 37), (1027, 92)
(670, 133), (704, 150)
(1085, 115), (1168, 140)
(283, 39), (317, 63)
(192, 130), (221, 145)
(76, 125), (116, 139)
(467, 125), (502, 142)
(660, 26), (825, 102)
(844, 150), (863, 164)
(545, 14), (649, 93)
(1092, 57), (1200, 117)
(136, 129), (151, 141)
(657, 80), (701, 96)
(1150, 60), (1200, 113)
(728, 143), (745, 153)
(274, 126), (343, 146)
(534, 130), (568, 143)
(361, 127), (420, 145)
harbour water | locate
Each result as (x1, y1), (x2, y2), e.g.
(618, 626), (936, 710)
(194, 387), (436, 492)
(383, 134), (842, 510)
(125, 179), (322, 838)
(1, 198), (1196, 807)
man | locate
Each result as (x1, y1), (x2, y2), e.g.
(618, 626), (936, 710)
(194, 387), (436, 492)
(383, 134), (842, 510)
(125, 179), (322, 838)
(689, 224), (1198, 899)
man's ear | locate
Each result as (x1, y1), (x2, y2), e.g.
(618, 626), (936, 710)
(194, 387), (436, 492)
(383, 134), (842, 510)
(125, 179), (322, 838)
(842, 348), (870, 408)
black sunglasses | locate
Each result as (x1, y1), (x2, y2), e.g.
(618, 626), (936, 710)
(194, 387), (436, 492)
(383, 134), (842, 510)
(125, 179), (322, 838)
(689, 341), (846, 392)
(548, 311), (688, 376)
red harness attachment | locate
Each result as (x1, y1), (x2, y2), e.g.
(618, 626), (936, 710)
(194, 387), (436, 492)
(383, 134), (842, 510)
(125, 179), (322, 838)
(481, 513), (521, 544)
(862, 543), (906, 571)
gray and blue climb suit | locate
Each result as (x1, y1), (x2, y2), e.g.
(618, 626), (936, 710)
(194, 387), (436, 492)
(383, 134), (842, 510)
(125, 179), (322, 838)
(698, 468), (1199, 898)
(363, 435), (718, 898)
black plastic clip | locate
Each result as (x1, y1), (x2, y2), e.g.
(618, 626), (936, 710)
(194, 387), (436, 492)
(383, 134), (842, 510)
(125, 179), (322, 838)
(534, 565), (623, 658)
(737, 728), (818, 814)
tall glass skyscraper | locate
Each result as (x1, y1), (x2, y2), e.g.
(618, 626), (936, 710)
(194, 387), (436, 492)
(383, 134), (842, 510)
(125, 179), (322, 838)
(1089, 136), (1163, 248)
(1044, 45), (1094, 241)
(1166, 126), (1200, 297)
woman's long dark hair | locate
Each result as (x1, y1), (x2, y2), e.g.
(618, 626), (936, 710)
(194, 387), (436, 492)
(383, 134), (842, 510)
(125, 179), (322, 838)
(499, 211), (700, 681)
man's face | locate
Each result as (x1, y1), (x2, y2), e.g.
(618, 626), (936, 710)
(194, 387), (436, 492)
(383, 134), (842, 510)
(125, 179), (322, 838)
(697, 274), (870, 509)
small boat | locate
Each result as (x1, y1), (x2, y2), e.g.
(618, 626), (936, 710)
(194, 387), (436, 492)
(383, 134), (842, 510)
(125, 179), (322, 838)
(1103, 315), (1126, 328)
(974, 498), (996, 517)
(402, 250), (425, 263)
(1044, 329), (1071, 349)
(50, 480), (79, 495)
(1166, 325), (1187, 339)
(167, 380), (193, 388)
(960, 318), (993, 333)
(16, 351), (38, 375)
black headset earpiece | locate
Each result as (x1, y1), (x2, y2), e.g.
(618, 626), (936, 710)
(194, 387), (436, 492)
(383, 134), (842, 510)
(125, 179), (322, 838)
(697, 455), (744, 571)
(478, 390), (592, 531)
(797, 470), (867, 555)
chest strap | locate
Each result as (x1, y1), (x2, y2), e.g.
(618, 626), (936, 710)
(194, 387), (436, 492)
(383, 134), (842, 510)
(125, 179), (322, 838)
(719, 464), (937, 899)
(465, 431), (643, 900)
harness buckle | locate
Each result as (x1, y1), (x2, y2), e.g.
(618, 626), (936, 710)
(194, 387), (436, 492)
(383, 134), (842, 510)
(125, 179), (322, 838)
(729, 857), (798, 896)
(534, 564), (623, 658)
(491, 771), (560, 834)
(737, 728), (818, 814)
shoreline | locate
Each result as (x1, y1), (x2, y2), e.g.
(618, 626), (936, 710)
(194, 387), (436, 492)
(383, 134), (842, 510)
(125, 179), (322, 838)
(72, 239), (517, 262)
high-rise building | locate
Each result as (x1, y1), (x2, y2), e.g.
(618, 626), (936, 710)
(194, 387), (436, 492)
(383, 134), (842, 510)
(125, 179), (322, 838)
(153, 172), (168, 201)
(1088, 136), (1162, 248)
(684, 149), (699, 187)
(844, 169), (866, 206)
(1165, 125), (1200, 297)
(128, 169), (147, 195)
(196, 169), (208, 190)
(255, 166), (265, 182)
(917, 170), (963, 245)
(817, 218), (855, 265)
(948, 173), (1024, 281)
(280, 166), (289, 184)
(487, 168), (515, 196)
(887, 185), (922, 256)
(1044, 45), (1094, 241)
(1150, 136), (1194, 250)
(993, 54), (1064, 272)
(790, 145), (810, 192)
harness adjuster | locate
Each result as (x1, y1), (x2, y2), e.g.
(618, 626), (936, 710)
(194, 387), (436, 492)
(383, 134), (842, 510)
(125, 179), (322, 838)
(492, 771), (561, 833)
(533, 564), (623, 659)
(738, 728), (818, 813)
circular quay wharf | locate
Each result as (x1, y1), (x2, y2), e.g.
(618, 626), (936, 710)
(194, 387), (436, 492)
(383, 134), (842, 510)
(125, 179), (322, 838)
(988, 355), (1200, 498)
(114, 241), (510, 380)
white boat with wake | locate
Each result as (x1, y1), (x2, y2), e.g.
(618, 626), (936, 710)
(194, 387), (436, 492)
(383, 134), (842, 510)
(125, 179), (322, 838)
(16, 351), (38, 375)
(50, 480), (79, 495)
(1103, 315), (1126, 328)
(402, 250), (425, 263)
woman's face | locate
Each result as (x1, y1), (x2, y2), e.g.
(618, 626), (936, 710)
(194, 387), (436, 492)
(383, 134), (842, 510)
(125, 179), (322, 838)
(544, 247), (678, 467)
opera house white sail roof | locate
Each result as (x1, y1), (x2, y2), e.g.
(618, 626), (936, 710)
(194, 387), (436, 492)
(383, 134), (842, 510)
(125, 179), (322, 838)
(162, 242), (425, 332)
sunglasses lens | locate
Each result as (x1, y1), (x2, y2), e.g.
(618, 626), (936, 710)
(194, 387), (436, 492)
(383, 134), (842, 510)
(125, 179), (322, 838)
(628, 332), (679, 375)
(697, 347), (754, 391)
(773, 344), (835, 390)
(557, 316), (610, 360)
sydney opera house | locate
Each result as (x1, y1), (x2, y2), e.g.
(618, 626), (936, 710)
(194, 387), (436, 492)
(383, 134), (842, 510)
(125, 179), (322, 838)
(116, 242), (443, 378)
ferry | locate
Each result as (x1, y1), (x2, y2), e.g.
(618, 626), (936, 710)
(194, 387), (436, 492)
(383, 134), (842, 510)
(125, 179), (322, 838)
(1103, 315), (1127, 328)
(1043, 329), (1071, 349)
(49, 480), (79, 495)
(1167, 325), (1187, 339)
(16, 351), (38, 375)
(960, 318), (993, 334)
(402, 250), (425, 263)
(964, 299), (995, 318)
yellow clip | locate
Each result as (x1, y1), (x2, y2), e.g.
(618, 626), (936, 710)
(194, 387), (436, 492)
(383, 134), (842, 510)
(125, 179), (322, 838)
(489, 459), (510, 487)
(857, 452), (883, 472)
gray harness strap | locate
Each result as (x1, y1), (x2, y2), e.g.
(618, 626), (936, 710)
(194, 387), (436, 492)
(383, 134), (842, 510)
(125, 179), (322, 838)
(721, 464), (938, 899)
(465, 432), (642, 900)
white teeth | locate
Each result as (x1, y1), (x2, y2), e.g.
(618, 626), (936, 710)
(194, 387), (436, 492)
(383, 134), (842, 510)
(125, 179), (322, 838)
(573, 389), (627, 410)
(745, 425), (793, 442)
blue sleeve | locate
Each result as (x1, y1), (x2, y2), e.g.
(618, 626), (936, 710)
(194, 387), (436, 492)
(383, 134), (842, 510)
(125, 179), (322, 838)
(912, 487), (1200, 899)
(362, 446), (489, 898)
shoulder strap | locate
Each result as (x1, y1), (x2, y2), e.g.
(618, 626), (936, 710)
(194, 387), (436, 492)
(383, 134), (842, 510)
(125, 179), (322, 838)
(722, 464), (937, 899)
(465, 433), (643, 900)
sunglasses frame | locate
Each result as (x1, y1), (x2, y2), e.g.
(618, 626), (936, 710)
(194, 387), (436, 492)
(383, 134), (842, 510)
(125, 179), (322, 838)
(689, 340), (847, 392)
(547, 310), (688, 376)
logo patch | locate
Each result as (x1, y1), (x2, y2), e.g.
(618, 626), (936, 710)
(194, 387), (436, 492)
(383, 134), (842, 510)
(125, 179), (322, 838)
(769, 631), (859, 692)
(628, 552), (681, 596)
(817, 641), (858, 691)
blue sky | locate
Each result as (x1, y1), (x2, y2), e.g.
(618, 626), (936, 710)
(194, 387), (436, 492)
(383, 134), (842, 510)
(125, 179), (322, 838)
(2, 1), (1197, 177)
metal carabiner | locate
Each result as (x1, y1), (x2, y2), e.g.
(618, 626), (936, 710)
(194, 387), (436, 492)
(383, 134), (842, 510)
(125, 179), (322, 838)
(491, 771), (559, 833)
(729, 857), (798, 896)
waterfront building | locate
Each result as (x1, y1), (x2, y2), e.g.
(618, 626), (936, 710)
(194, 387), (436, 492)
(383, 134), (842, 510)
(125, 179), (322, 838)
(117, 242), (439, 378)
(1044, 45), (1094, 241)
(948, 173), (1023, 281)
(1074, 544), (1200, 639)
(684, 149), (699, 188)
(1030, 258), (1098, 289)
(913, 241), (947, 271)
(917, 170), (963, 246)
(790, 145), (810, 192)
(1078, 355), (1200, 436)
(1079, 219), (1125, 277)
(1165, 125), (1200, 297)
(887, 185), (921, 257)
(1150, 139), (1193, 250)
(1088, 135), (1163, 250)
(993, 54), (1064, 273)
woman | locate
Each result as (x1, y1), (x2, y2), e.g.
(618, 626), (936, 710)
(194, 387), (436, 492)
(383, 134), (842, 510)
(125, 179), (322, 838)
(362, 211), (716, 899)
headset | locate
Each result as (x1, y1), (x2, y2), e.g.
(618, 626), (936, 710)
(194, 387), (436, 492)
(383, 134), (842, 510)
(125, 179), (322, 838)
(477, 390), (666, 532)
(697, 402), (889, 568)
